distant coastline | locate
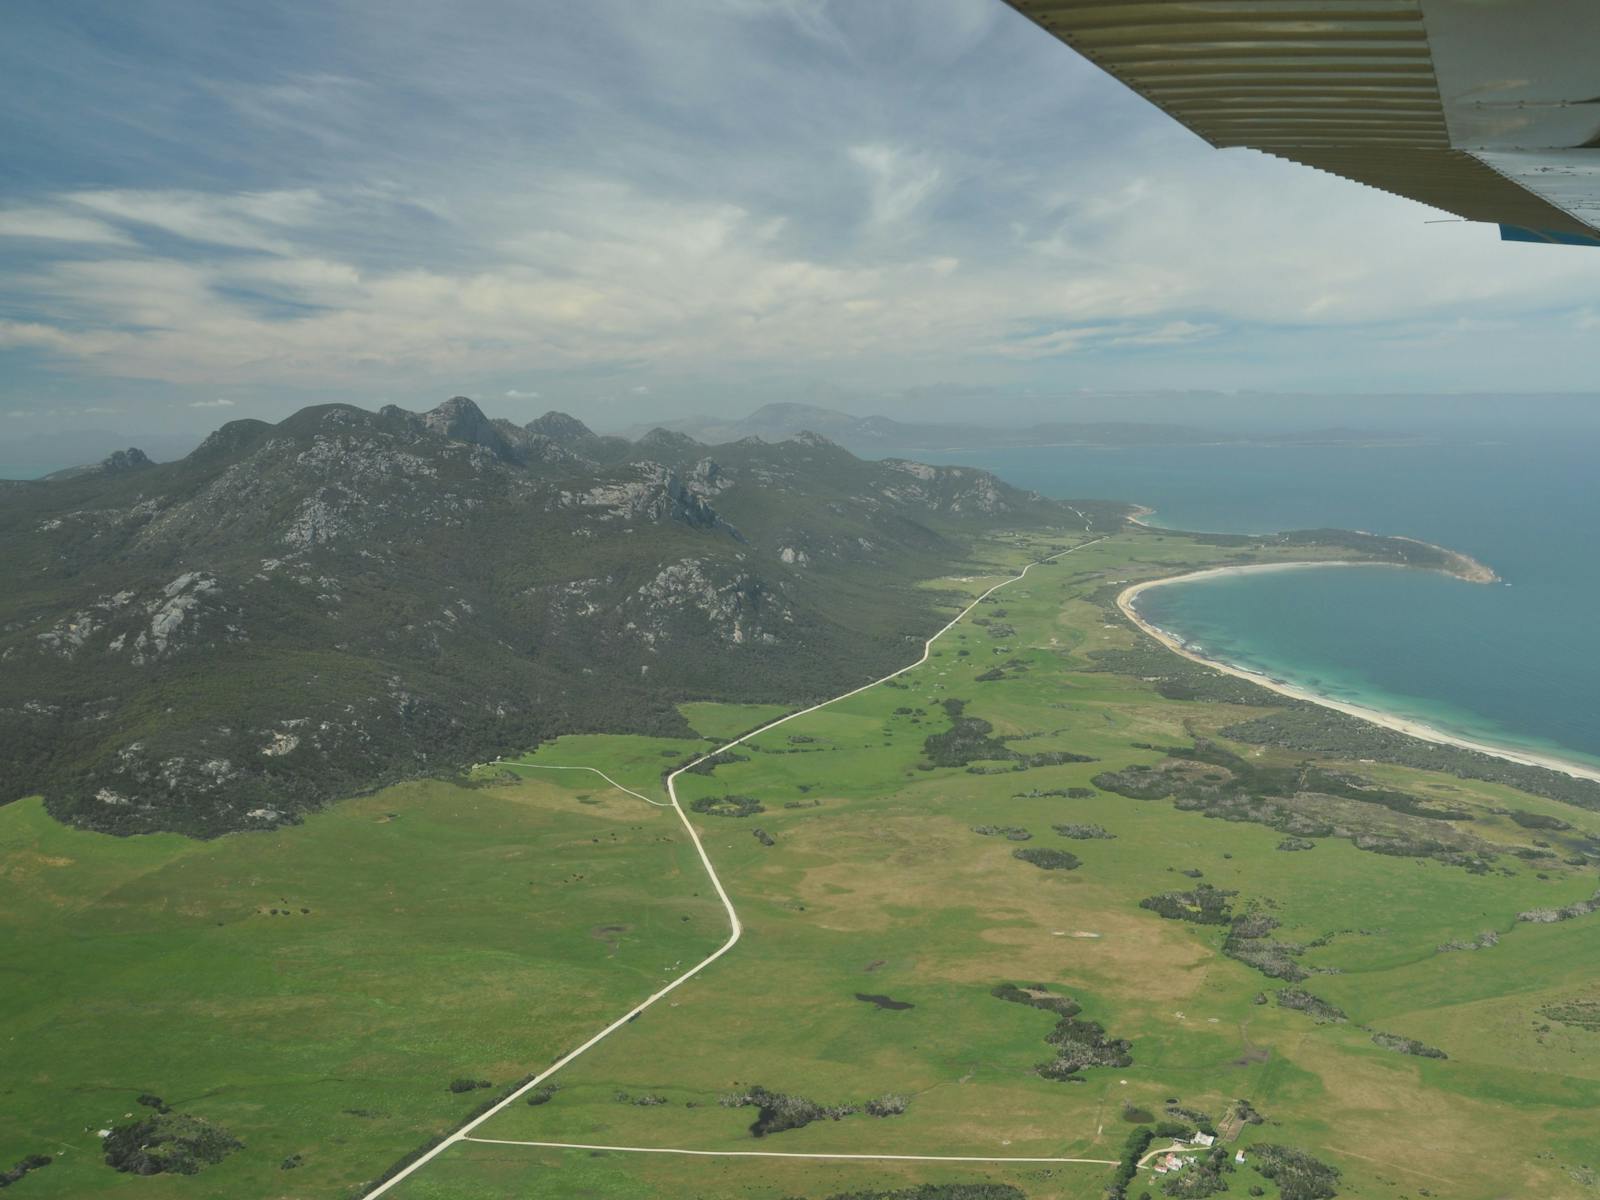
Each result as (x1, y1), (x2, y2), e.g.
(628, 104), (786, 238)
(1117, 563), (1600, 786)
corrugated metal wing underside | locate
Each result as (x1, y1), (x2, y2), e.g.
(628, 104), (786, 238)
(1007, 0), (1598, 239)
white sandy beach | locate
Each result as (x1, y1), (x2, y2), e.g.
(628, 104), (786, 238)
(1116, 563), (1600, 786)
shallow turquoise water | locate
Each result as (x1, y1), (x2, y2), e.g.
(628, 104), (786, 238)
(893, 436), (1600, 768)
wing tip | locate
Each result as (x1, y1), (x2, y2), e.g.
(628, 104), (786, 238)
(1499, 223), (1600, 248)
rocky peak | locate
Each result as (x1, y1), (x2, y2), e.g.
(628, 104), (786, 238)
(43, 445), (158, 482)
(188, 418), (274, 464)
(786, 430), (842, 450)
(420, 396), (515, 460)
(636, 428), (703, 453)
(526, 410), (597, 444)
(101, 447), (154, 473)
(492, 419), (583, 467)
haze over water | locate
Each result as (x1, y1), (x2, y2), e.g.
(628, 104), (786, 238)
(904, 433), (1600, 769)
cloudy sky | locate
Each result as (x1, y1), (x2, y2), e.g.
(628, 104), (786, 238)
(4, 0), (1600, 437)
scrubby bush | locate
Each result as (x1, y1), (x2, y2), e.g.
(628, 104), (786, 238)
(721, 1085), (857, 1137)
(865, 1094), (909, 1117)
(972, 824), (1031, 841)
(991, 982), (1132, 1079)
(824, 1185), (1027, 1200)
(1140, 884), (1236, 925)
(1274, 989), (1346, 1024)
(1251, 1144), (1341, 1199)
(1231, 1097), (1265, 1126)
(1013, 847), (1081, 871)
(0, 1156), (52, 1188)
(1223, 909), (1308, 982)
(103, 1114), (241, 1176)
(1107, 1126), (1157, 1200)
(1508, 809), (1570, 830)
(1371, 1032), (1447, 1059)
(689, 794), (764, 818)
(685, 750), (750, 775)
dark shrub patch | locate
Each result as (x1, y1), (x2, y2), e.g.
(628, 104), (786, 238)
(973, 824), (1031, 841)
(1013, 847), (1080, 871)
(992, 983), (1132, 1079)
(1140, 884), (1236, 925)
(103, 1114), (241, 1176)
(1509, 810), (1570, 830)
(1232, 1097), (1266, 1126)
(689, 794), (764, 818)
(448, 1078), (491, 1093)
(0, 1155), (52, 1188)
(1275, 989), (1346, 1024)
(1251, 1144), (1341, 1199)
(1223, 909), (1308, 982)
(855, 993), (914, 1011)
(720, 1085), (857, 1137)
(1371, 1032), (1447, 1058)
(825, 1186), (1027, 1200)
(1107, 1126), (1157, 1200)
(686, 750), (750, 775)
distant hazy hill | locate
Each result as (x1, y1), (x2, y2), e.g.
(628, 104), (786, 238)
(626, 403), (1422, 453)
(0, 428), (203, 479)
(0, 398), (1125, 837)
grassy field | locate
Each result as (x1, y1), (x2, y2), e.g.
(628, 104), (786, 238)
(0, 735), (719, 1199)
(4, 528), (1598, 1199)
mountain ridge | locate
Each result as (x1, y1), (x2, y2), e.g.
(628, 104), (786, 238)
(624, 402), (1429, 452)
(1, 396), (1125, 837)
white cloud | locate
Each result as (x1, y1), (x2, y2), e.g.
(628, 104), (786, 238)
(6, 0), (1600, 408)
(0, 207), (132, 245)
(849, 144), (943, 228)
(6, 160), (1600, 398)
(65, 189), (323, 253)
(190, 398), (238, 408)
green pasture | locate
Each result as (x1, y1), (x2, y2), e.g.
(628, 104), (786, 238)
(454, 531), (1600, 1199)
(0, 741), (715, 1199)
(4, 529), (1597, 1200)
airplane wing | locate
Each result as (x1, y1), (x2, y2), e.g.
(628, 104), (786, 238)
(1005, 1), (1600, 246)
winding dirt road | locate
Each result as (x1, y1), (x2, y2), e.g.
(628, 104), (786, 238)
(359, 530), (1105, 1198)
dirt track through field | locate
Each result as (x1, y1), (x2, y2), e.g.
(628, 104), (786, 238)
(359, 525), (1105, 1198)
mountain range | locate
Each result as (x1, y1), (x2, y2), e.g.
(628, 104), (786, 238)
(0, 397), (1125, 837)
(623, 402), (1424, 453)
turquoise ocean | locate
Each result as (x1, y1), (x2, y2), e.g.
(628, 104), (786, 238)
(895, 435), (1600, 771)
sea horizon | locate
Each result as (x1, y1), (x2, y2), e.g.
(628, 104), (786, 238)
(891, 432), (1600, 772)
